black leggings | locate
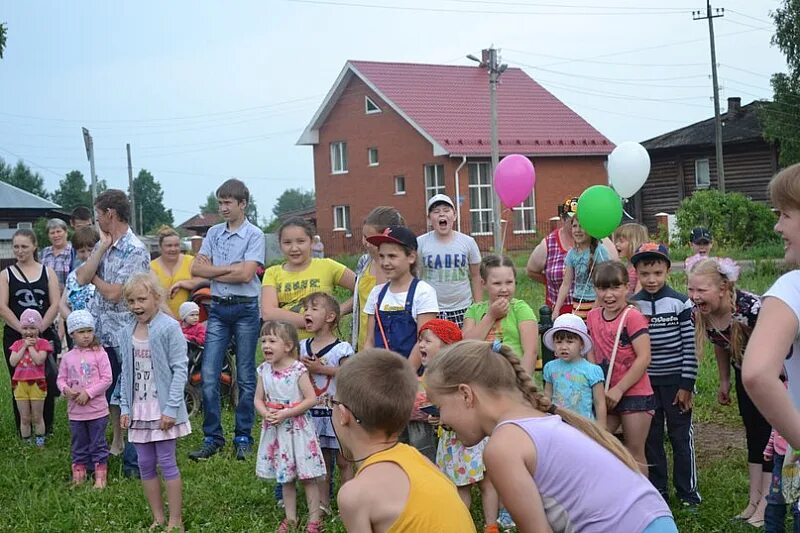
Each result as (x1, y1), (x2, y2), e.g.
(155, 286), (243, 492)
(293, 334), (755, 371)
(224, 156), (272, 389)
(3, 326), (58, 435)
(734, 366), (773, 472)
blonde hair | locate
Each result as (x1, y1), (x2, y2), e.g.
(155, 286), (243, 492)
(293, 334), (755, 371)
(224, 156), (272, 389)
(613, 223), (649, 260)
(123, 272), (165, 303)
(688, 258), (747, 364)
(156, 225), (180, 245)
(336, 349), (418, 437)
(769, 162), (800, 212)
(425, 340), (640, 471)
(260, 320), (300, 359)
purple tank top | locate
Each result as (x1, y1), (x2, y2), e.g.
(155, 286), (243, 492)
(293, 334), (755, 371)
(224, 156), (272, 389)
(545, 230), (571, 308)
(496, 416), (672, 533)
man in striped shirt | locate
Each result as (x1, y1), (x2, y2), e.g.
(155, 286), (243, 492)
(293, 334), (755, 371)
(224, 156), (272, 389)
(632, 243), (701, 507)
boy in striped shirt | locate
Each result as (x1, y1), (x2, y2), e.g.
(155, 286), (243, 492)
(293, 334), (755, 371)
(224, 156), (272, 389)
(631, 243), (701, 507)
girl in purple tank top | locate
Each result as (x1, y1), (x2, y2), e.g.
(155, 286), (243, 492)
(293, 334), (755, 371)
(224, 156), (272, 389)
(424, 339), (676, 533)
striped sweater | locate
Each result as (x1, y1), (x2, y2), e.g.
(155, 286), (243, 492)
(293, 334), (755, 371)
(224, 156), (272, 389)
(633, 285), (698, 390)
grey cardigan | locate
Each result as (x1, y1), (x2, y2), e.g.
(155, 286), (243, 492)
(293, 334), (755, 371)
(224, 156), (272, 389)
(116, 311), (189, 424)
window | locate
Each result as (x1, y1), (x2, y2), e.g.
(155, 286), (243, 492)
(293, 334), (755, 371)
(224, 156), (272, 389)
(368, 147), (379, 166)
(394, 176), (406, 195)
(695, 158), (710, 188)
(333, 205), (351, 231)
(365, 96), (381, 114)
(16, 222), (33, 229)
(468, 162), (494, 235)
(331, 141), (348, 174)
(424, 164), (445, 200)
(512, 192), (536, 234)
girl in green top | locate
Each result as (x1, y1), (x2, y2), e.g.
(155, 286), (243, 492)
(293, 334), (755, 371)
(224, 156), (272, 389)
(462, 255), (538, 374)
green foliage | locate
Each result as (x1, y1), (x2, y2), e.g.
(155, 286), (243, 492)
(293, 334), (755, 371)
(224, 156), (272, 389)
(0, 22), (6, 59)
(675, 189), (778, 247)
(51, 170), (92, 212)
(133, 169), (173, 233)
(0, 158), (48, 199)
(763, 1), (800, 166)
(272, 188), (315, 219)
(33, 217), (49, 249)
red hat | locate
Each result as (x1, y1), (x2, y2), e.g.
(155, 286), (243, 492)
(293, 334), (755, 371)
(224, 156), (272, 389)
(419, 319), (463, 345)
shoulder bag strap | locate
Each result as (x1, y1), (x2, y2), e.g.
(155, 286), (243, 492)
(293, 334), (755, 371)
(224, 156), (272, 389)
(375, 283), (391, 350)
(605, 305), (634, 393)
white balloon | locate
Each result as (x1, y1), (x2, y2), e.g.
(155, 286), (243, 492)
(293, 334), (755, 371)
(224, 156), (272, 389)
(608, 142), (651, 199)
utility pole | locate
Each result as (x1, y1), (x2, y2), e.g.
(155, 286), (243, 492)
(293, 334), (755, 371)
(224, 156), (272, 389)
(81, 128), (98, 206)
(694, 1), (726, 193)
(468, 47), (507, 253)
(127, 143), (137, 234)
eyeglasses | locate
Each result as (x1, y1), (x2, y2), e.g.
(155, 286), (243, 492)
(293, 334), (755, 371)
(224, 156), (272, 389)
(330, 399), (362, 424)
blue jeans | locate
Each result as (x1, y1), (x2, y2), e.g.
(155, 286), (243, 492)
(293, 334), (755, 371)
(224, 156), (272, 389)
(766, 453), (800, 533)
(201, 301), (259, 447)
(106, 346), (139, 475)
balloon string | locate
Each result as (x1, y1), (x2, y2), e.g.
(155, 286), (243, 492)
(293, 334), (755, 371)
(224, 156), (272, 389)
(500, 208), (511, 254)
(574, 255), (597, 311)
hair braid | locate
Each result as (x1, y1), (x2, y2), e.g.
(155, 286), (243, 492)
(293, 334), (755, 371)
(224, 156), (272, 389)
(496, 345), (553, 411)
(727, 285), (746, 364)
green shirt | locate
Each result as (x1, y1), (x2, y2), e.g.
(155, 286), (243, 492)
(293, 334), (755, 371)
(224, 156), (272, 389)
(464, 298), (537, 357)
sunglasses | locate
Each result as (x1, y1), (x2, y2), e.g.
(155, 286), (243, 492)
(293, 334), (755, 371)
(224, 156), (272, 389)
(330, 399), (362, 424)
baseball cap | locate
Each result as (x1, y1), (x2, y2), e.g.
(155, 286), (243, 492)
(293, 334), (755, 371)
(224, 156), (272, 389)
(690, 227), (712, 244)
(365, 225), (418, 251)
(558, 197), (579, 218)
(427, 194), (455, 213)
(543, 314), (593, 355)
(631, 242), (671, 267)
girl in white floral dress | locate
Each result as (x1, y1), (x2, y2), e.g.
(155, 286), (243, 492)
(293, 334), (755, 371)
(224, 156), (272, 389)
(255, 320), (326, 533)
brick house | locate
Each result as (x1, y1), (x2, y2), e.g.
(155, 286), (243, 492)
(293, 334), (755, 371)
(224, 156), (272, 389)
(298, 60), (615, 256)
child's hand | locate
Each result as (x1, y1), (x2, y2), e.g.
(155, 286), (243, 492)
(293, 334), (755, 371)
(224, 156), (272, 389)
(273, 410), (290, 423)
(159, 415), (176, 431)
(673, 389), (694, 413)
(427, 415), (440, 426)
(120, 415), (130, 429)
(24, 336), (37, 347)
(302, 356), (324, 374)
(605, 387), (622, 410)
(265, 409), (279, 425)
(75, 390), (90, 405)
(488, 297), (510, 320)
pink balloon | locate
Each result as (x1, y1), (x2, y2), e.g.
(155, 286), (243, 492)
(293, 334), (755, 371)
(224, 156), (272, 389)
(494, 154), (536, 208)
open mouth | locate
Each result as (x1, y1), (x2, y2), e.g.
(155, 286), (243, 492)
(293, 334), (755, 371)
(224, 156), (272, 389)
(304, 317), (314, 329)
(437, 219), (448, 229)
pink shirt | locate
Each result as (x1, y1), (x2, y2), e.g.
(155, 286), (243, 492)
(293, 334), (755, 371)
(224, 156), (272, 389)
(586, 306), (653, 397)
(57, 346), (112, 421)
(182, 322), (206, 345)
(10, 338), (51, 382)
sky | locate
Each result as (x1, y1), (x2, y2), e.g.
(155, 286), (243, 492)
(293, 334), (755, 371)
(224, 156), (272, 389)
(0, 0), (787, 226)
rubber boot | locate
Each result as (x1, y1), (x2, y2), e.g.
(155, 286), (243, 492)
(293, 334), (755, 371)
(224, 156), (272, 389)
(71, 463), (86, 485)
(93, 463), (108, 489)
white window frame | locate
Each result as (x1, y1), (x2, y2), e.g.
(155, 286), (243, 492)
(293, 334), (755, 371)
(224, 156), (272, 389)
(695, 158), (710, 188)
(333, 205), (351, 231)
(394, 176), (406, 195)
(424, 164), (445, 201)
(16, 222), (33, 229)
(330, 141), (348, 174)
(368, 147), (379, 167)
(468, 162), (494, 236)
(365, 96), (381, 114)
(512, 191), (537, 234)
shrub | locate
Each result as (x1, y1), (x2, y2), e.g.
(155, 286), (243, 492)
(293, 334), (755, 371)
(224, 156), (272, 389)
(675, 189), (779, 247)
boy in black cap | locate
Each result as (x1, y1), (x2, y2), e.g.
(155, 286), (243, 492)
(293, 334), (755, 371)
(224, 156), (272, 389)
(688, 227), (713, 264)
(631, 243), (701, 507)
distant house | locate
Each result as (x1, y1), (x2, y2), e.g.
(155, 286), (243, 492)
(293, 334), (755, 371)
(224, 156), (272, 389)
(178, 212), (222, 237)
(0, 181), (68, 265)
(278, 206), (317, 229)
(298, 60), (615, 255)
(635, 97), (779, 232)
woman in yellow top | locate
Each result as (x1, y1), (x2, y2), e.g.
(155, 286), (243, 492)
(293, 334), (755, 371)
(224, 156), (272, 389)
(150, 227), (207, 318)
(351, 207), (405, 351)
(261, 218), (355, 339)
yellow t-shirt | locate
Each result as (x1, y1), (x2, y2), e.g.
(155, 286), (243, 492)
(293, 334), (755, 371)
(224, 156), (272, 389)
(357, 259), (376, 351)
(151, 255), (194, 318)
(358, 443), (476, 532)
(262, 258), (347, 338)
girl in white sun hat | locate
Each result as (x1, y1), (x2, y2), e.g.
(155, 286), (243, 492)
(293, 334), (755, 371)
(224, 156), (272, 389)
(543, 313), (607, 426)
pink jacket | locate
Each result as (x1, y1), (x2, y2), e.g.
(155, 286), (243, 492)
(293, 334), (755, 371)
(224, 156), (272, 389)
(182, 322), (206, 345)
(56, 346), (112, 421)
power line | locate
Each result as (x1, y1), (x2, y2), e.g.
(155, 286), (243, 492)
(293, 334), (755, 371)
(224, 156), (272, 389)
(443, 0), (693, 11)
(0, 146), (67, 178)
(726, 8), (772, 25)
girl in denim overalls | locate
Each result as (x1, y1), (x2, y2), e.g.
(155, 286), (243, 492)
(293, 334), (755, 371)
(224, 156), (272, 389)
(363, 225), (439, 373)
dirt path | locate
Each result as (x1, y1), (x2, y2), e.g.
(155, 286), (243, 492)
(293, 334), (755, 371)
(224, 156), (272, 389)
(694, 420), (747, 467)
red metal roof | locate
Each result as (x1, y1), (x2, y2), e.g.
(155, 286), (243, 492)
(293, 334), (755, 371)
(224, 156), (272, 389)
(347, 60), (614, 157)
(179, 212), (222, 229)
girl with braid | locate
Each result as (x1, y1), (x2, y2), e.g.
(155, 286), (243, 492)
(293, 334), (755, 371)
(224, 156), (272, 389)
(424, 339), (675, 533)
(688, 257), (772, 526)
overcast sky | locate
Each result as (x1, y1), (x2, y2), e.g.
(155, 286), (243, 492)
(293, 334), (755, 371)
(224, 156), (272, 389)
(0, 0), (786, 224)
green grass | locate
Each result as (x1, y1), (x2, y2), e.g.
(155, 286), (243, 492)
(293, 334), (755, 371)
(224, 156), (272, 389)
(0, 265), (791, 531)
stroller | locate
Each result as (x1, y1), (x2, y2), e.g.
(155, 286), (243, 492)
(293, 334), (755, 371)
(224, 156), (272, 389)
(183, 287), (239, 417)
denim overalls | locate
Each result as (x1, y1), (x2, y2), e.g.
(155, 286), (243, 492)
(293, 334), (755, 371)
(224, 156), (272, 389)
(374, 279), (419, 358)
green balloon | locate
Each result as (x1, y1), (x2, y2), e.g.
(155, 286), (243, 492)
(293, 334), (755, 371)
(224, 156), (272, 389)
(576, 185), (623, 239)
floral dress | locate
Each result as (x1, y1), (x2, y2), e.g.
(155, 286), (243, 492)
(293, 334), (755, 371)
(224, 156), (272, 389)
(255, 360), (326, 483)
(436, 431), (488, 487)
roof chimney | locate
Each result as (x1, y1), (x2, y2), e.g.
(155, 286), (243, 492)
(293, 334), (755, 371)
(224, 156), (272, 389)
(727, 96), (742, 116)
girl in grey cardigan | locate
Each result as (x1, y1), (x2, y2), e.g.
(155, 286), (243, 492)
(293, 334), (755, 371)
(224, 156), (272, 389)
(119, 272), (190, 532)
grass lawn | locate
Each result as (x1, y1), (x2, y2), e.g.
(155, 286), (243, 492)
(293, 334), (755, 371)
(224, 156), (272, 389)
(0, 259), (792, 531)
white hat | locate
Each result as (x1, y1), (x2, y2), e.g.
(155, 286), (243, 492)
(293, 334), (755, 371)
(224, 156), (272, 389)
(427, 193), (455, 212)
(67, 310), (95, 334)
(179, 301), (200, 321)
(543, 313), (593, 355)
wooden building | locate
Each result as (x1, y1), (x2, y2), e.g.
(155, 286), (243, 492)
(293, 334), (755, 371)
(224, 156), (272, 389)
(634, 97), (779, 232)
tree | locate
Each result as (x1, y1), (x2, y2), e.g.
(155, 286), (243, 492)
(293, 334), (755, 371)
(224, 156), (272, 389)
(0, 158), (48, 199)
(763, 1), (800, 166)
(133, 169), (173, 233)
(52, 170), (92, 212)
(200, 190), (259, 222)
(272, 188), (315, 219)
(0, 23), (6, 59)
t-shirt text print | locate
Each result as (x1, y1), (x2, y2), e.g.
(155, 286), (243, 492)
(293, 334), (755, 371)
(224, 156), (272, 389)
(133, 338), (157, 403)
(275, 279), (323, 312)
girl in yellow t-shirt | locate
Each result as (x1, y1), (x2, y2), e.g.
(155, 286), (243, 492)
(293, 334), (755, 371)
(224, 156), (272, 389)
(261, 217), (355, 339)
